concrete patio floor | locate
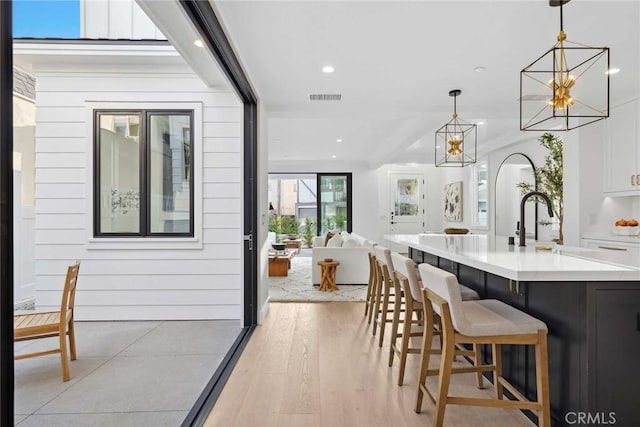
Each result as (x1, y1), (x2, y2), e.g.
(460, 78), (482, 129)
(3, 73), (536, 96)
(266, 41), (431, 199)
(14, 319), (241, 426)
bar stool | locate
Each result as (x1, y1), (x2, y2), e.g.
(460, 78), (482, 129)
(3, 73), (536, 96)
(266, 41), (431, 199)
(389, 253), (426, 385)
(363, 240), (378, 322)
(372, 245), (401, 346)
(415, 263), (550, 427)
(389, 255), (481, 386)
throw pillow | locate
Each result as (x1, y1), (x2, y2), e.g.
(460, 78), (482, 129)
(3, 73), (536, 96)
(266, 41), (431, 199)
(327, 234), (344, 247)
(342, 238), (361, 248)
(324, 231), (335, 247)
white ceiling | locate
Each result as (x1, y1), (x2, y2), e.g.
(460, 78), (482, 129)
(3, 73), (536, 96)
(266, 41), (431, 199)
(211, 0), (639, 167)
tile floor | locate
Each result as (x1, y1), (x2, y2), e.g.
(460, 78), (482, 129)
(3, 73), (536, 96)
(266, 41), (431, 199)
(14, 320), (241, 426)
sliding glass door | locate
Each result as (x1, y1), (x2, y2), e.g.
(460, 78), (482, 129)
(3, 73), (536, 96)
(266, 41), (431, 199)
(317, 173), (352, 235)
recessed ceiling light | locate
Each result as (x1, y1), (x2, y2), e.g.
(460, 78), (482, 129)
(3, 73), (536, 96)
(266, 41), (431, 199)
(194, 39), (204, 48)
(322, 65), (335, 74)
(477, 121), (485, 125)
(436, 145), (441, 149)
(605, 68), (620, 75)
(331, 155), (337, 159)
(336, 138), (342, 143)
(473, 66), (485, 73)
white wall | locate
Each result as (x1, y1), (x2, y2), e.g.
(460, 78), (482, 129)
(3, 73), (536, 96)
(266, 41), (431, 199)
(30, 57), (243, 320)
(257, 101), (270, 323)
(81, 0), (166, 40)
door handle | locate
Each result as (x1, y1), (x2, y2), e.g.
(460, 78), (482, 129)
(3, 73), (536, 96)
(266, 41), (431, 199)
(633, 175), (637, 186)
(636, 174), (640, 185)
(597, 245), (627, 251)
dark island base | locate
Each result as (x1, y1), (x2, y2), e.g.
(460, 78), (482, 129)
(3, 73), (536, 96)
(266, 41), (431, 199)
(410, 248), (640, 427)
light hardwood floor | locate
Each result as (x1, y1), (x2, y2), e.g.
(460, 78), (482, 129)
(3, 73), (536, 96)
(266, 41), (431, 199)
(205, 303), (534, 427)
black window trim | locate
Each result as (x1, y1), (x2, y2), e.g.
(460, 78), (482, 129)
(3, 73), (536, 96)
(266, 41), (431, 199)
(93, 109), (195, 238)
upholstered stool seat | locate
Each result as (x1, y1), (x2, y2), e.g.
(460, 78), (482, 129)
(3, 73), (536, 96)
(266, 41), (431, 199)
(459, 284), (479, 301)
(459, 299), (547, 337)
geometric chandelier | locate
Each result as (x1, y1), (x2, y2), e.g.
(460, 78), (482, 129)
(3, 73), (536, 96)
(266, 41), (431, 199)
(435, 89), (477, 167)
(520, 0), (609, 131)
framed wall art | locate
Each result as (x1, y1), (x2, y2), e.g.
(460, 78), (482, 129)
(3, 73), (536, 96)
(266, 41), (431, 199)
(443, 181), (462, 222)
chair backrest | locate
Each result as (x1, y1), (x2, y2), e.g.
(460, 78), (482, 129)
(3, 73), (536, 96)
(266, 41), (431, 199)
(418, 263), (467, 332)
(391, 253), (422, 302)
(373, 245), (394, 276)
(60, 261), (81, 324)
(363, 239), (377, 254)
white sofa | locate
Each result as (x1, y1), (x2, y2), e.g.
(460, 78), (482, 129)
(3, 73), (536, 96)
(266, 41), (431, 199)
(311, 232), (372, 285)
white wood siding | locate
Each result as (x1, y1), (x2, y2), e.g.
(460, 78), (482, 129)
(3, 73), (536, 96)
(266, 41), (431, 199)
(81, 0), (165, 40)
(33, 64), (243, 320)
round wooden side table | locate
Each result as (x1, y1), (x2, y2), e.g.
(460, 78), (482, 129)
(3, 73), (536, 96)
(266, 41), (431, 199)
(318, 260), (340, 292)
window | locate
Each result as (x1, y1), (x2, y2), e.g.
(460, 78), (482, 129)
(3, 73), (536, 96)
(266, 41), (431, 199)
(94, 110), (194, 237)
(471, 160), (488, 228)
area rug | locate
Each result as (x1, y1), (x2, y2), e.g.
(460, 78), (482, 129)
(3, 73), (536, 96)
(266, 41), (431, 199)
(269, 256), (368, 302)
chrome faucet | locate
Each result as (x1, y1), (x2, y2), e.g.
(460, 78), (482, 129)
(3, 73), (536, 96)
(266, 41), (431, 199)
(519, 191), (554, 247)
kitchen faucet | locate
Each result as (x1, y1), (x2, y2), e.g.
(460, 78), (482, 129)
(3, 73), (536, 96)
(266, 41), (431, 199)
(519, 191), (554, 247)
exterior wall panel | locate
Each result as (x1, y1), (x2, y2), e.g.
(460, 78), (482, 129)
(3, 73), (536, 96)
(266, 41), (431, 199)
(33, 62), (242, 320)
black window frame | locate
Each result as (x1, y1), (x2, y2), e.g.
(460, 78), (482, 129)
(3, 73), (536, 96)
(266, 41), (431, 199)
(93, 109), (195, 238)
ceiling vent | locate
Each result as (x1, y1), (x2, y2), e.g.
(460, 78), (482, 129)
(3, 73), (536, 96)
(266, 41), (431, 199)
(518, 94), (551, 101)
(309, 94), (342, 101)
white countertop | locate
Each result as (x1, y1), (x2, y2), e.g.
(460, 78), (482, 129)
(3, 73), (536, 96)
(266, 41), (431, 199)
(385, 234), (640, 282)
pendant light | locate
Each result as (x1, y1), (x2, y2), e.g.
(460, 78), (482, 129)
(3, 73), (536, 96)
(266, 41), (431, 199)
(435, 89), (477, 167)
(520, 0), (609, 131)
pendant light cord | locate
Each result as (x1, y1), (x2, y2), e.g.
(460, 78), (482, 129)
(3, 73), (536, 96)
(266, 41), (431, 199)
(560, 2), (564, 32)
(453, 93), (457, 115)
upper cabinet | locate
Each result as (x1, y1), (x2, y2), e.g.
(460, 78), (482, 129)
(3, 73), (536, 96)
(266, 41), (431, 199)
(471, 160), (488, 229)
(604, 99), (640, 196)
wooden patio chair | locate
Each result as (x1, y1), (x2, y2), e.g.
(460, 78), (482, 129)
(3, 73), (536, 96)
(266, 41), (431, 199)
(14, 261), (81, 382)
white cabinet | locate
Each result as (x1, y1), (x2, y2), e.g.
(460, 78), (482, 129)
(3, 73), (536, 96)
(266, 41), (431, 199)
(581, 238), (640, 253)
(604, 100), (640, 195)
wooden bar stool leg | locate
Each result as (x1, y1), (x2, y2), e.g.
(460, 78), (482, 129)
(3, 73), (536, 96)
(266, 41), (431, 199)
(434, 316), (455, 427)
(474, 343), (484, 389)
(378, 278), (391, 347)
(388, 287), (403, 367)
(397, 301), (414, 385)
(536, 331), (551, 427)
(372, 271), (383, 335)
(365, 256), (373, 317)
(415, 308), (435, 413)
(492, 343), (503, 399)
(368, 263), (379, 325)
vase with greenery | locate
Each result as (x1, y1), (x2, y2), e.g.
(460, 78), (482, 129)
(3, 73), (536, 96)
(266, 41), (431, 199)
(517, 132), (564, 244)
(302, 217), (315, 247)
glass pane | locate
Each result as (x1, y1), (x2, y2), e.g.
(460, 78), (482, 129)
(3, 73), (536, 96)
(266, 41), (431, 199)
(99, 114), (141, 233)
(268, 174), (317, 246)
(395, 178), (419, 217)
(319, 175), (348, 235)
(149, 113), (192, 233)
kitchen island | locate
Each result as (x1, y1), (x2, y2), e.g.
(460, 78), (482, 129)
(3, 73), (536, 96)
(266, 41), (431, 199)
(385, 234), (640, 427)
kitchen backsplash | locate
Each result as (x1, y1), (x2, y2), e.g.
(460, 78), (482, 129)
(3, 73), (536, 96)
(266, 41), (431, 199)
(581, 195), (640, 240)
